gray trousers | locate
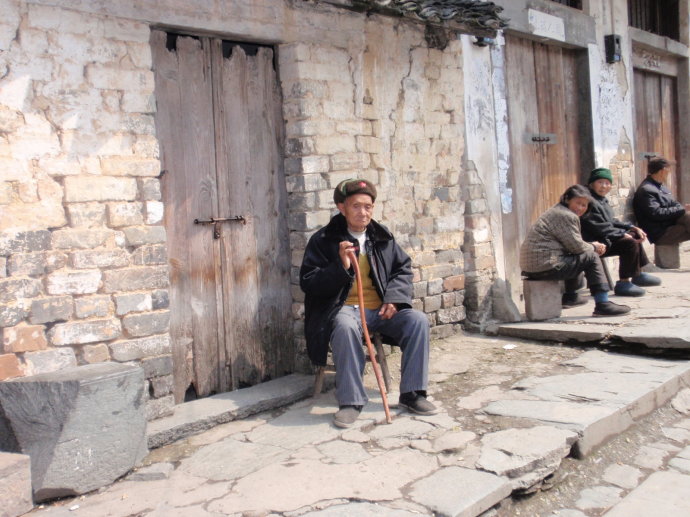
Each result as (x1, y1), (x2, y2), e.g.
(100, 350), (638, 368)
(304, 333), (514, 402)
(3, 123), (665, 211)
(330, 305), (430, 406)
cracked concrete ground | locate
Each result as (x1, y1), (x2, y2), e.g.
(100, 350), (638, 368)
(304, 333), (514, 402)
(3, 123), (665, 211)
(27, 249), (690, 517)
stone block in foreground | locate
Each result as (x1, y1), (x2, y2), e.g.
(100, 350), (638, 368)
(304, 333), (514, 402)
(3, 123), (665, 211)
(409, 466), (512, 517)
(0, 452), (33, 516)
(523, 279), (562, 321)
(0, 363), (147, 502)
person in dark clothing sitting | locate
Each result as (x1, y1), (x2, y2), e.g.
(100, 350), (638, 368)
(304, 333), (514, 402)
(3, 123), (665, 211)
(300, 178), (437, 429)
(520, 184), (630, 317)
(633, 157), (690, 251)
(581, 167), (661, 297)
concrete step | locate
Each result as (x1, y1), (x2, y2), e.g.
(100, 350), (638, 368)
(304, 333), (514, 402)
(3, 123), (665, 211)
(146, 373), (329, 449)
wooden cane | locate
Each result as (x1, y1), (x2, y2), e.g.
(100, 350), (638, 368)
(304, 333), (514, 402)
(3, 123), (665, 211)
(348, 250), (392, 424)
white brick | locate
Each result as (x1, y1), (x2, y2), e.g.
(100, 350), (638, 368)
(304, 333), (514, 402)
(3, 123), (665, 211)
(64, 176), (137, 202)
(278, 42), (312, 63)
(314, 135), (356, 154)
(122, 92), (155, 113)
(67, 202), (107, 228)
(37, 155), (81, 177)
(0, 0), (20, 50)
(0, 157), (27, 182)
(49, 318), (121, 345)
(27, 5), (99, 35)
(0, 75), (31, 110)
(107, 202), (144, 227)
(47, 270), (101, 295)
(101, 157), (159, 176)
(103, 17), (150, 43)
(126, 41), (153, 69)
(146, 201), (164, 224)
(24, 347), (77, 375)
(86, 65), (154, 91)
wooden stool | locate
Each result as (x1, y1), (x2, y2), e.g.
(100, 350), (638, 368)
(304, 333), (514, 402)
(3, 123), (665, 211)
(313, 333), (392, 396)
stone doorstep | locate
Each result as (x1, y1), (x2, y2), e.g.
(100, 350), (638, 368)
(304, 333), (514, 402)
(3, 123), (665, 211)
(495, 322), (612, 343)
(146, 373), (325, 449)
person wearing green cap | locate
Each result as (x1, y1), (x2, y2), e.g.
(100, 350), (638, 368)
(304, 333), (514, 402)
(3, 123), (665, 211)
(581, 167), (661, 297)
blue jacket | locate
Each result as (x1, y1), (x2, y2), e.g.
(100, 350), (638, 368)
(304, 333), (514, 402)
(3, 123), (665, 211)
(632, 177), (685, 243)
(299, 213), (413, 365)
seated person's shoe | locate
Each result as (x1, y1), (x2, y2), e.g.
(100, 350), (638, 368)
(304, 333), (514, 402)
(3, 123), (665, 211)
(562, 292), (588, 307)
(399, 392), (438, 415)
(333, 405), (362, 428)
(613, 281), (645, 297)
(593, 301), (631, 317)
(632, 272), (662, 287)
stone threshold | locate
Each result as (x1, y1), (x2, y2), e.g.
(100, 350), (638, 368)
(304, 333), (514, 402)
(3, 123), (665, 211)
(146, 372), (332, 449)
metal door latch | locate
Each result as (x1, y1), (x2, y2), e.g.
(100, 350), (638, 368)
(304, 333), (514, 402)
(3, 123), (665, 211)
(527, 133), (557, 145)
(194, 216), (246, 239)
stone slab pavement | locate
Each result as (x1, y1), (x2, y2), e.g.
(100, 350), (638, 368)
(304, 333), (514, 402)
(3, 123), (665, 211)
(27, 325), (690, 517)
(494, 245), (690, 350)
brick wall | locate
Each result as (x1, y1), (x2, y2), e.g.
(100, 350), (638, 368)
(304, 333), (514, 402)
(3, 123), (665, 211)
(281, 15), (468, 366)
(1, 0), (477, 413)
(0, 1), (173, 419)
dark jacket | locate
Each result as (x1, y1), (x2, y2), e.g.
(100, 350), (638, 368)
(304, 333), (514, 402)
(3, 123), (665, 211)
(580, 188), (632, 248)
(632, 177), (685, 243)
(299, 213), (413, 366)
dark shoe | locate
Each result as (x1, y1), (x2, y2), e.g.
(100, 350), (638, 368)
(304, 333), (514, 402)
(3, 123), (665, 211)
(632, 272), (662, 287)
(613, 281), (645, 297)
(562, 292), (588, 308)
(399, 392), (438, 415)
(333, 405), (362, 428)
(593, 301), (631, 317)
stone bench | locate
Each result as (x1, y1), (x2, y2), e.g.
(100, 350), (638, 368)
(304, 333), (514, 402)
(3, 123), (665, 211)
(0, 452), (33, 516)
(654, 243), (680, 269)
(523, 279), (562, 321)
(0, 363), (148, 502)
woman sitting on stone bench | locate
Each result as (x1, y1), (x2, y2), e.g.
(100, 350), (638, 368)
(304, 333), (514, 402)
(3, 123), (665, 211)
(520, 184), (631, 317)
(580, 167), (661, 297)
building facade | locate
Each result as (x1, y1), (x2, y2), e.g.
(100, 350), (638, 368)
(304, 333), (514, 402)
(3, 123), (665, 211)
(0, 0), (687, 418)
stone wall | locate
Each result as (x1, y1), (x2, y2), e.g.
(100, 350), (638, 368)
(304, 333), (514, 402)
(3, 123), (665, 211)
(282, 16), (468, 361)
(0, 0), (173, 419)
(0, 0), (473, 414)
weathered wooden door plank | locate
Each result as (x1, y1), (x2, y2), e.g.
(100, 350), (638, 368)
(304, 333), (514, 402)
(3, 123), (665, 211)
(176, 35), (222, 399)
(633, 69), (680, 197)
(151, 31), (195, 403)
(152, 32), (222, 401)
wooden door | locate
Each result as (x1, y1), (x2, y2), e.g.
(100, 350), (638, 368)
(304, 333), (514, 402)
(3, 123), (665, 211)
(152, 31), (294, 402)
(633, 69), (680, 196)
(502, 35), (592, 304)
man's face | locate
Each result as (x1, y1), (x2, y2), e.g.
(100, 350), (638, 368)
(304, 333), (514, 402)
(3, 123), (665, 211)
(338, 193), (374, 232)
(657, 166), (671, 183)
